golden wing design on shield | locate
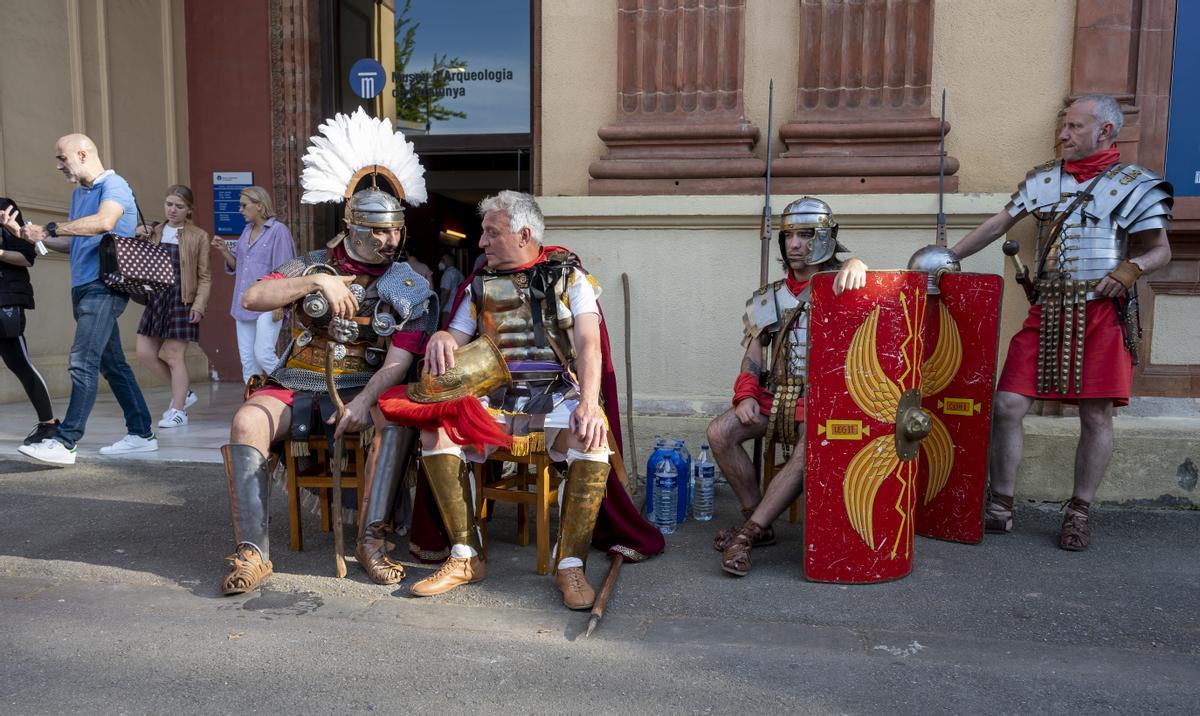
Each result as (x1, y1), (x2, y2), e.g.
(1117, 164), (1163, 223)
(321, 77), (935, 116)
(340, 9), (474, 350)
(845, 306), (901, 423)
(843, 434), (900, 549)
(842, 305), (906, 550)
(921, 301), (962, 398)
(921, 414), (953, 504)
(916, 301), (960, 505)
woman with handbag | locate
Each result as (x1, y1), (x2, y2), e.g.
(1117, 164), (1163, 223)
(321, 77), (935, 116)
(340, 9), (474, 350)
(0, 197), (60, 444)
(135, 185), (211, 428)
(211, 185), (295, 383)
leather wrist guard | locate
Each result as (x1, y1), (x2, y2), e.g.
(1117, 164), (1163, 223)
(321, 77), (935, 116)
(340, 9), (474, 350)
(1107, 260), (1143, 290)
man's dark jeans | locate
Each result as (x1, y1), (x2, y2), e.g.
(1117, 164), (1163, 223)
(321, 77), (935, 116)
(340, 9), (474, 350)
(54, 280), (152, 448)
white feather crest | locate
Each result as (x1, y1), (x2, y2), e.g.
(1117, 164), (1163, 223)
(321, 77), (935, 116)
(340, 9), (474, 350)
(300, 107), (427, 207)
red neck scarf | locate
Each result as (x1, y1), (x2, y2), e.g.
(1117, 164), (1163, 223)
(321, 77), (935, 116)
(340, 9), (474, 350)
(785, 271), (810, 297)
(329, 244), (389, 277)
(495, 245), (570, 273)
(1063, 146), (1121, 182)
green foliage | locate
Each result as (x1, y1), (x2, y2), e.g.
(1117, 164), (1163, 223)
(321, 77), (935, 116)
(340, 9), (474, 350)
(393, 0), (467, 126)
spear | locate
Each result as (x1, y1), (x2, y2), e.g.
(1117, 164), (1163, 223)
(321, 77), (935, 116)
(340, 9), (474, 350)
(584, 553), (625, 638)
(935, 88), (948, 248)
(758, 79), (775, 285)
(754, 80), (775, 481)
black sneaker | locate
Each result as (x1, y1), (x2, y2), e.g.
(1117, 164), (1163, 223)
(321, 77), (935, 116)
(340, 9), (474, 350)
(24, 419), (61, 446)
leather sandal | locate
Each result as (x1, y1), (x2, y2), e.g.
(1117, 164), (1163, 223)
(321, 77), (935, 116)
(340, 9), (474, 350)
(356, 524), (406, 585)
(1058, 498), (1091, 551)
(721, 520), (769, 577)
(984, 491), (1014, 534)
(221, 545), (273, 595)
(713, 507), (776, 552)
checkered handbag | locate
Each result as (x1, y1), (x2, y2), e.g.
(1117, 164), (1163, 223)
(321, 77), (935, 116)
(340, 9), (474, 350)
(98, 195), (176, 301)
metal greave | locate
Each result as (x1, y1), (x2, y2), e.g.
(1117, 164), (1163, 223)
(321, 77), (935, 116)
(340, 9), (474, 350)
(555, 458), (610, 565)
(420, 453), (480, 552)
(221, 444), (271, 560)
(357, 425), (418, 541)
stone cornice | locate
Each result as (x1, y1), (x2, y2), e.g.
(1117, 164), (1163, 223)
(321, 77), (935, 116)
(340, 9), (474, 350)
(538, 193), (1010, 230)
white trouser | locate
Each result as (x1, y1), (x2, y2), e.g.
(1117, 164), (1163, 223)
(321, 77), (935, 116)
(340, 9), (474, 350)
(235, 313), (283, 383)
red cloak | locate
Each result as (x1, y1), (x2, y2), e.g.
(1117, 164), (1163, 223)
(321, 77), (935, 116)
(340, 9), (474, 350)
(404, 247), (665, 563)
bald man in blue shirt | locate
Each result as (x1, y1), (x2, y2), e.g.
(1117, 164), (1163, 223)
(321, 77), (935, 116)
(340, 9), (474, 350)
(11, 134), (155, 465)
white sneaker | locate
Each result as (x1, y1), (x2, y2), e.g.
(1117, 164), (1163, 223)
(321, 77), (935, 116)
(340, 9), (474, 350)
(166, 390), (198, 414)
(100, 434), (159, 455)
(158, 408), (188, 429)
(18, 438), (77, 466)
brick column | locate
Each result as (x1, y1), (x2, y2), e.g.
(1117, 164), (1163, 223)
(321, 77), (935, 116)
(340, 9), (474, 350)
(588, 0), (765, 195)
(772, 0), (958, 193)
(269, 0), (324, 251)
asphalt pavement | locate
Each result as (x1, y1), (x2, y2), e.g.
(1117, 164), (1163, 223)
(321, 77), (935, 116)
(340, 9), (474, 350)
(1, 455), (1197, 715)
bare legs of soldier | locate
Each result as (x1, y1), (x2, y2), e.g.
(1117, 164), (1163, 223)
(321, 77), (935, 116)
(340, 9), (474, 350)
(219, 395), (291, 595)
(706, 407), (785, 577)
(985, 390), (1112, 550)
(706, 408), (768, 517)
(410, 426), (610, 610)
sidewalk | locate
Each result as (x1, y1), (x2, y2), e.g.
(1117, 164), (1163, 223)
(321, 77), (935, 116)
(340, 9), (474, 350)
(0, 452), (1197, 713)
(0, 382), (237, 464)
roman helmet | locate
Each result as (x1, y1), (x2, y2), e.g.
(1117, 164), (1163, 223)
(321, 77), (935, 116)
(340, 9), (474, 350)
(340, 187), (407, 264)
(778, 196), (845, 266)
(299, 108), (428, 265)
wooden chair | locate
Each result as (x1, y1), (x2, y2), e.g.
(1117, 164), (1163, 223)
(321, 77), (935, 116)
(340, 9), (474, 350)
(761, 434), (802, 524)
(473, 427), (629, 576)
(282, 434), (367, 551)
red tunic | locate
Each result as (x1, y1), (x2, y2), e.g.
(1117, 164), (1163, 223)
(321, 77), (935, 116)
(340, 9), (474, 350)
(996, 298), (1133, 406)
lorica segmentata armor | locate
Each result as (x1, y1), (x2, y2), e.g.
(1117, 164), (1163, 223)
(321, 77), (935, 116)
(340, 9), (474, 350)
(1006, 160), (1172, 300)
(743, 280), (809, 446)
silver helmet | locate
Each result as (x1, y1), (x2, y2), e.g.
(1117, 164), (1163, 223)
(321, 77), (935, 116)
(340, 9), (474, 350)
(779, 196), (839, 266)
(337, 188), (406, 265)
(907, 245), (961, 295)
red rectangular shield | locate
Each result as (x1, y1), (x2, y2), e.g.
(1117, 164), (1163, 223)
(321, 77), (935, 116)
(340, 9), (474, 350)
(804, 271), (928, 584)
(915, 273), (1004, 544)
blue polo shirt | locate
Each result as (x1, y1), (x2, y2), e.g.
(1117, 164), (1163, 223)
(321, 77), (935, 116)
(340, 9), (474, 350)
(68, 169), (137, 287)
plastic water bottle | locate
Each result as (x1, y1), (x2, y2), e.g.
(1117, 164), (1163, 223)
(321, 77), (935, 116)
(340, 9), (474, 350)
(644, 437), (671, 518)
(653, 459), (678, 535)
(673, 439), (692, 523)
(692, 443), (715, 522)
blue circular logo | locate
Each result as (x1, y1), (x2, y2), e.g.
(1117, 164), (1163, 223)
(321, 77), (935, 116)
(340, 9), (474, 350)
(349, 58), (387, 99)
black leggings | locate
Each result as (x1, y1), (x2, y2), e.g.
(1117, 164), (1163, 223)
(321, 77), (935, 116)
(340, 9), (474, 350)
(0, 335), (54, 422)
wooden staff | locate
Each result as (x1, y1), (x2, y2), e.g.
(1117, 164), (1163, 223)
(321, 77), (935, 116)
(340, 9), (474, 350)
(621, 272), (637, 494)
(585, 553), (625, 638)
(325, 348), (348, 578)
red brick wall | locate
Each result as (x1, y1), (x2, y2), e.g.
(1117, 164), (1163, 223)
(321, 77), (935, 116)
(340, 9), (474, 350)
(184, 0), (277, 381)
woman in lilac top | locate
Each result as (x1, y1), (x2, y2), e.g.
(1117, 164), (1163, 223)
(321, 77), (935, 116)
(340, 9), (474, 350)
(210, 186), (295, 383)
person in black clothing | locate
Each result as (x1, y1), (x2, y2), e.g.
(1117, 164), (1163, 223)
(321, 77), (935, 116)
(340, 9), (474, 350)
(0, 198), (59, 444)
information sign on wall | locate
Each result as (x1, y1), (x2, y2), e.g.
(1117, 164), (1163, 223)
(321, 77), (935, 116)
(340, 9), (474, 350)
(350, 58), (387, 99)
(213, 172), (252, 236)
(393, 0), (531, 135)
